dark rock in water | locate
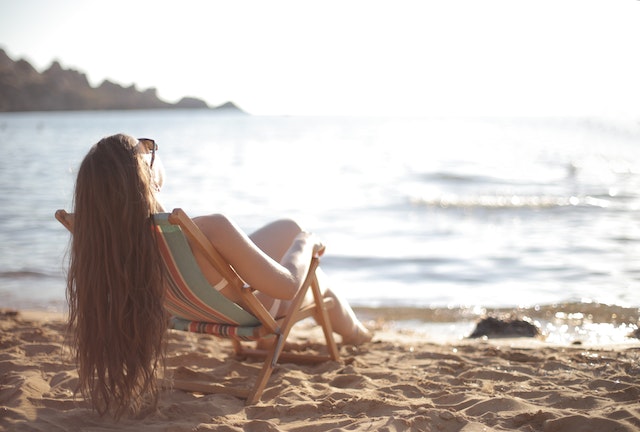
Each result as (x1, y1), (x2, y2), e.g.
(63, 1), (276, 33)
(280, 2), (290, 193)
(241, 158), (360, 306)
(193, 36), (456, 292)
(469, 316), (541, 339)
(627, 327), (640, 339)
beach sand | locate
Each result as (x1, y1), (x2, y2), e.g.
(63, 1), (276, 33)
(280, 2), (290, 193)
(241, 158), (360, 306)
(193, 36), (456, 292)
(2, 309), (640, 432)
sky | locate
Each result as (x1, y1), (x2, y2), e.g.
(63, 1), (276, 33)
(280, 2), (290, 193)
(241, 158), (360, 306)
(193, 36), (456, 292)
(1, 0), (639, 117)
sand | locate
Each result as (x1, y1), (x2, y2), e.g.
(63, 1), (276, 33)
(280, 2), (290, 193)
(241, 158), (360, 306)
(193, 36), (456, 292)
(2, 309), (640, 432)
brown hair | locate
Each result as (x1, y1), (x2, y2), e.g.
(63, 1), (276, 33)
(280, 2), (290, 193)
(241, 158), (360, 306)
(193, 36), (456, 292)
(66, 134), (167, 418)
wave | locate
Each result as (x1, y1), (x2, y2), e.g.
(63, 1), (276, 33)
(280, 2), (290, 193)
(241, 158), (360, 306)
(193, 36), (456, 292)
(354, 301), (640, 324)
(323, 255), (451, 269)
(0, 270), (59, 279)
(408, 193), (625, 210)
(420, 172), (507, 185)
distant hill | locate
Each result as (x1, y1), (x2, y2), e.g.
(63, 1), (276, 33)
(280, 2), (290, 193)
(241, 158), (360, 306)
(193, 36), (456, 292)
(0, 49), (244, 113)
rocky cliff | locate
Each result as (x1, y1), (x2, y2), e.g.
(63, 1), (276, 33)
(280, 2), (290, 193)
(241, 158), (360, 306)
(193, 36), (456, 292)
(0, 49), (242, 112)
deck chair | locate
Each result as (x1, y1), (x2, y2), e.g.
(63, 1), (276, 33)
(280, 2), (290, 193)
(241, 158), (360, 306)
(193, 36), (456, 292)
(55, 207), (340, 405)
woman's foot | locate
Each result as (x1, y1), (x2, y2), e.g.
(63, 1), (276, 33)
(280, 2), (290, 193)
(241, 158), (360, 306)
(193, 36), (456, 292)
(341, 324), (373, 345)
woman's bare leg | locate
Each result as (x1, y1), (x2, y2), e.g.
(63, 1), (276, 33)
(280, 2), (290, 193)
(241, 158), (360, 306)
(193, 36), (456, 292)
(246, 219), (300, 315)
(249, 219), (302, 261)
(315, 268), (372, 345)
(250, 219), (371, 345)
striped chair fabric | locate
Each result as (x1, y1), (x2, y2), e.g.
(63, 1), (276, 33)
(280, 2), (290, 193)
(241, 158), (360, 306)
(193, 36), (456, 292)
(154, 213), (262, 341)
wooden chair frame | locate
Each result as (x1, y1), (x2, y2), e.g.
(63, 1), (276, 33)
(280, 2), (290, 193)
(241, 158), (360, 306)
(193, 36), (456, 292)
(55, 208), (340, 404)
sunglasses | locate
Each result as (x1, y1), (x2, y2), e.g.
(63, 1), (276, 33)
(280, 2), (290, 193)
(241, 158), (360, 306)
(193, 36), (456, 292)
(138, 138), (158, 169)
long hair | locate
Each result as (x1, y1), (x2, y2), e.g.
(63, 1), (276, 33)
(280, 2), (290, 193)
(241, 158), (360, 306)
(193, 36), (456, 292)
(66, 134), (167, 418)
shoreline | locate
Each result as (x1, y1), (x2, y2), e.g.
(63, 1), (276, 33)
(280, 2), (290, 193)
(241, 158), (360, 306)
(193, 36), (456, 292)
(9, 301), (640, 347)
(354, 304), (640, 347)
(2, 308), (640, 431)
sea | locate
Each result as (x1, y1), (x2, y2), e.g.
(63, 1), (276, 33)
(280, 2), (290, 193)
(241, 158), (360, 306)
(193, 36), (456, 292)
(1, 110), (640, 345)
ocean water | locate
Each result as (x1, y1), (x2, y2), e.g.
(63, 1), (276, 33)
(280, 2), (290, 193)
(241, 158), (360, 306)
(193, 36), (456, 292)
(1, 111), (640, 343)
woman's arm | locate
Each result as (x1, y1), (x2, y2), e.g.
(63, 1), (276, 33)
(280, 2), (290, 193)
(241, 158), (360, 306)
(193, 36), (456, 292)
(193, 214), (321, 300)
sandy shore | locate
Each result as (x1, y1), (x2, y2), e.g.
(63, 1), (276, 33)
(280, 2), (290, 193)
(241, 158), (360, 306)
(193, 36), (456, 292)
(2, 309), (640, 432)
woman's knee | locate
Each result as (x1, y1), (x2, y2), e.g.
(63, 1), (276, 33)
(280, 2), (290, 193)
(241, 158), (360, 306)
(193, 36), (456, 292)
(272, 218), (303, 237)
(249, 218), (303, 260)
(255, 218), (302, 240)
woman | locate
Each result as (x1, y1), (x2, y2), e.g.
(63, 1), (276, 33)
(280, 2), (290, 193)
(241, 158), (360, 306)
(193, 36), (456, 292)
(66, 134), (371, 417)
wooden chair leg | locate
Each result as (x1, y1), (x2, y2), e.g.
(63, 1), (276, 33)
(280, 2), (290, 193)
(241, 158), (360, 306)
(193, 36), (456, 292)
(245, 333), (284, 404)
(231, 339), (243, 355)
(310, 276), (339, 360)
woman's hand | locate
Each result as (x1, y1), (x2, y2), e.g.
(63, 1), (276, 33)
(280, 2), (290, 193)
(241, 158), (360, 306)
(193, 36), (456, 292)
(313, 239), (326, 258)
(297, 231), (326, 257)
